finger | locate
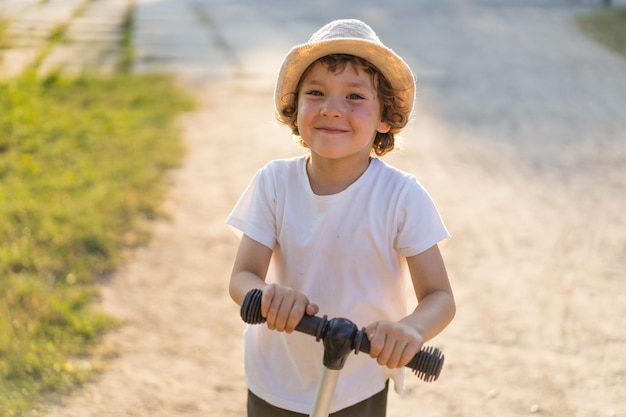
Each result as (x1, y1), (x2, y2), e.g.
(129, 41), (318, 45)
(385, 341), (409, 369)
(305, 303), (319, 316)
(272, 295), (294, 332)
(398, 343), (420, 368)
(273, 288), (304, 332)
(265, 296), (283, 331)
(365, 322), (379, 341)
(282, 303), (317, 333)
(261, 284), (276, 318)
(376, 336), (397, 367)
(284, 300), (307, 333)
(366, 323), (383, 358)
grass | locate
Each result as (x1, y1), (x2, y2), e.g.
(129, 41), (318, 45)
(576, 6), (626, 59)
(0, 72), (195, 415)
(1, 2), (196, 415)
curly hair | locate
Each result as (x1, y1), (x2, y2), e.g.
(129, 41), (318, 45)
(278, 54), (411, 156)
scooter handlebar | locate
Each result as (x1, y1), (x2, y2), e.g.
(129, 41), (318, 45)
(240, 289), (444, 382)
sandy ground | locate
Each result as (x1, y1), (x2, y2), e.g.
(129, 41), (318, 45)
(8, 0), (622, 416)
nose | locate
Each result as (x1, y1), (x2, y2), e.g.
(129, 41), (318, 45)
(320, 96), (342, 118)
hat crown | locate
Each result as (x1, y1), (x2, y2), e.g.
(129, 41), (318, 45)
(308, 19), (381, 45)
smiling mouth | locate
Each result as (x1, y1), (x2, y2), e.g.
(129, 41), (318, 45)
(317, 126), (347, 133)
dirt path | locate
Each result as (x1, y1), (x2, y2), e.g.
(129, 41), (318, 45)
(34, 1), (626, 416)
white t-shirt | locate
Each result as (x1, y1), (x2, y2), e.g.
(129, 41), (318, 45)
(227, 155), (449, 414)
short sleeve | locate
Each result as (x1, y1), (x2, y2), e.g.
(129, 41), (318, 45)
(226, 166), (277, 250)
(396, 179), (450, 257)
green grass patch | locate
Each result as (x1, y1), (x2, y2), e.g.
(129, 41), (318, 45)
(0, 72), (195, 416)
(577, 6), (626, 59)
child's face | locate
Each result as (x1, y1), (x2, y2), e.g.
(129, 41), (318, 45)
(296, 61), (390, 162)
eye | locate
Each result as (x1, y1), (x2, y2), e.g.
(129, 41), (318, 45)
(347, 93), (365, 100)
(304, 90), (323, 96)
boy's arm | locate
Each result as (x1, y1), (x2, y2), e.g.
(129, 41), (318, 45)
(229, 234), (272, 306)
(229, 235), (318, 333)
(403, 243), (456, 342)
(366, 244), (456, 368)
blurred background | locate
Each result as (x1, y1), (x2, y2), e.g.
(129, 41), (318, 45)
(1, 1), (625, 416)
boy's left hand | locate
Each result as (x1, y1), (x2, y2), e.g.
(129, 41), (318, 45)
(365, 321), (424, 369)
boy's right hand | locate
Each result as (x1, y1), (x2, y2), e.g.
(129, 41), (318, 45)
(261, 283), (318, 333)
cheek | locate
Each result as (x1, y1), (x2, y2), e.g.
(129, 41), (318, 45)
(296, 101), (313, 124)
(353, 107), (379, 125)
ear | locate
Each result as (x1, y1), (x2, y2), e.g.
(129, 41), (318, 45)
(377, 120), (391, 134)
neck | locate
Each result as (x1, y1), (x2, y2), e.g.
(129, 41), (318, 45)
(306, 154), (372, 195)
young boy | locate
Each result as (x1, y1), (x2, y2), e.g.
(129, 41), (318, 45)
(227, 19), (455, 417)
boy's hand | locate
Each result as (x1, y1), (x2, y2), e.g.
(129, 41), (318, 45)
(365, 321), (424, 369)
(261, 283), (318, 333)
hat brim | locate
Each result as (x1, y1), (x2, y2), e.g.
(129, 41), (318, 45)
(274, 38), (416, 124)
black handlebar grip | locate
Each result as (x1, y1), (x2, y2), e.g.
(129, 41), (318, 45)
(240, 288), (328, 338)
(240, 288), (444, 382)
(353, 334), (444, 382)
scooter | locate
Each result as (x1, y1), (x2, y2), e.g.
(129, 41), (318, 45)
(240, 288), (445, 417)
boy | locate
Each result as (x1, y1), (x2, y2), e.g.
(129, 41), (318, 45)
(227, 19), (455, 417)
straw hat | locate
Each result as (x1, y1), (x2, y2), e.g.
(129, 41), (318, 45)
(274, 19), (416, 124)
